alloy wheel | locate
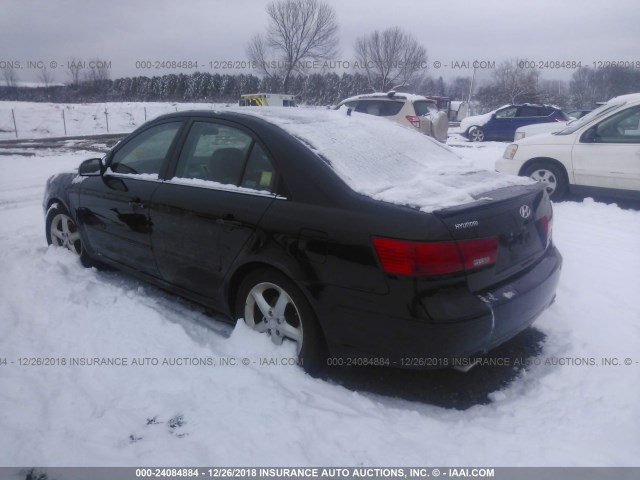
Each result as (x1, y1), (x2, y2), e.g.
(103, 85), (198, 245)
(244, 282), (304, 354)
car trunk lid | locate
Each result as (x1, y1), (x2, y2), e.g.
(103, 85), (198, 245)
(433, 182), (552, 292)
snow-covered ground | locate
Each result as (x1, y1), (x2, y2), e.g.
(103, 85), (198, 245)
(0, 103), (639, 467)
(0, 102), (232, 140)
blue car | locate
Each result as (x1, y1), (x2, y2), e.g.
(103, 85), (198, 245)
(460, 104), (568, 142)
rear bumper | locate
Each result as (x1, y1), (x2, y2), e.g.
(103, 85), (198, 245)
(320, 245), (562, 368)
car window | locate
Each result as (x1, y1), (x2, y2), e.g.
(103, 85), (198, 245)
(414, 100), (438, 116)
(593, 106), (640, 143)
(110, 122), (182, 175)
(355, 100), (404, 117)
(240, 143), (277, 193)
(174, 122), (252, 185)
(172, 121), (277, 193)
(518, 106), (540, 117)
(495, 106), (517, 118)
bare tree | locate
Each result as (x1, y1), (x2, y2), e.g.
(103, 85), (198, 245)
(354, 27), (428, 92)
(2, 67), (18, 87)
(247, 0), (339, 93)
(67, 58), (83, 87)
(491, 59), (539, 104)
(448, 76), (472, 101)
(84, 58), (111, 94)
(538, 79), (569, 107)
(38, 67), (55, 88)
(475, 59), (540, 110)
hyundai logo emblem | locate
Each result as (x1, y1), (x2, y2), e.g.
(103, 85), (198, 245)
(519, 205), (531, 219)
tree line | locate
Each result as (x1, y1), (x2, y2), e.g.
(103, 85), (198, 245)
(0, 70), (448, 106)
(2, 64), (639, 112)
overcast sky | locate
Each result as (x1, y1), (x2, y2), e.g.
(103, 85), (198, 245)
(2, 0), (639, 86)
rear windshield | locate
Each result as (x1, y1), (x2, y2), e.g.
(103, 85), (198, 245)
(414, 100), (438, 116)
(354, 100), (404, 117)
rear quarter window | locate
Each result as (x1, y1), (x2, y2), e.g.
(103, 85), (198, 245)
(413, 101), (438, 116)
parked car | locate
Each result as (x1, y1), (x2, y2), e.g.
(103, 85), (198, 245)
(461, 104), (569, 142)
(44, 108), (561, 373)
(514, 109), (595, 140)
(497, 93), (640, 200)
(334, 92), (449, 142)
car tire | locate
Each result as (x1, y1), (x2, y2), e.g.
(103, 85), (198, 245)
(468, 126), (485, 142)
(523, 162), (568, 201)
(236, 268), (327, 375)
(45, 204), (95, 267)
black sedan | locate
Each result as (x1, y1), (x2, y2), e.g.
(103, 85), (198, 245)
(44, 108), (562, 373)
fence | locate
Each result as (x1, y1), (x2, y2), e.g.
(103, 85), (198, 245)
(0, 102), (229, 140)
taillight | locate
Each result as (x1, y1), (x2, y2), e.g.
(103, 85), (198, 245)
(373, 237), (498, 276)
(540, 215), (553, 246)
(405, 115), (420, 128)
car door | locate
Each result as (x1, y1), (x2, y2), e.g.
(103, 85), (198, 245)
(513, 105), (545, 132)
(150, 119), (280, 300)
(571, 105), (640, 191)
(487, 105), (518, 140)
(77, 121), (184, 274)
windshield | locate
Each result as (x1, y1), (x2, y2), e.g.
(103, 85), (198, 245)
(555, 102), (624, 135)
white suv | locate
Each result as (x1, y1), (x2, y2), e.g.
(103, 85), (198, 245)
(334, 92), (449, 142)
(496, 93), (640, 200)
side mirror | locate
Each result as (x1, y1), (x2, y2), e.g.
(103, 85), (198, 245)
(78, 158), (103, 176)
(581, 127), (598, 143)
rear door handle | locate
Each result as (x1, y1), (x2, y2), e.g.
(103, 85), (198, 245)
(216, 217), (242, 227)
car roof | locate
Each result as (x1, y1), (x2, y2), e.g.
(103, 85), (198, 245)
(339, 92), (433, 103)
(508, 103), (562, 109)
(609, 93), (640, 104)
(150, 109), (278, 129)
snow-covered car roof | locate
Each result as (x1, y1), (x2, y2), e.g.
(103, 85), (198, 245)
(609, 92), (640, 103)
(337, 91), (435, 104)
(215, 106), (531, 212)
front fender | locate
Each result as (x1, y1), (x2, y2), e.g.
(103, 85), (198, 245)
(43, 171), (81, 217)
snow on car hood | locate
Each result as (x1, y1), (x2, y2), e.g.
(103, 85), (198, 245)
(460, 104), (515, 133)
(460, 112), (492, 132)
(517, 121), (568, 136)
(222, 107), (532, 212)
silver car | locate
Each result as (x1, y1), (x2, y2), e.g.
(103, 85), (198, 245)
(335, 92), (449, 142)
